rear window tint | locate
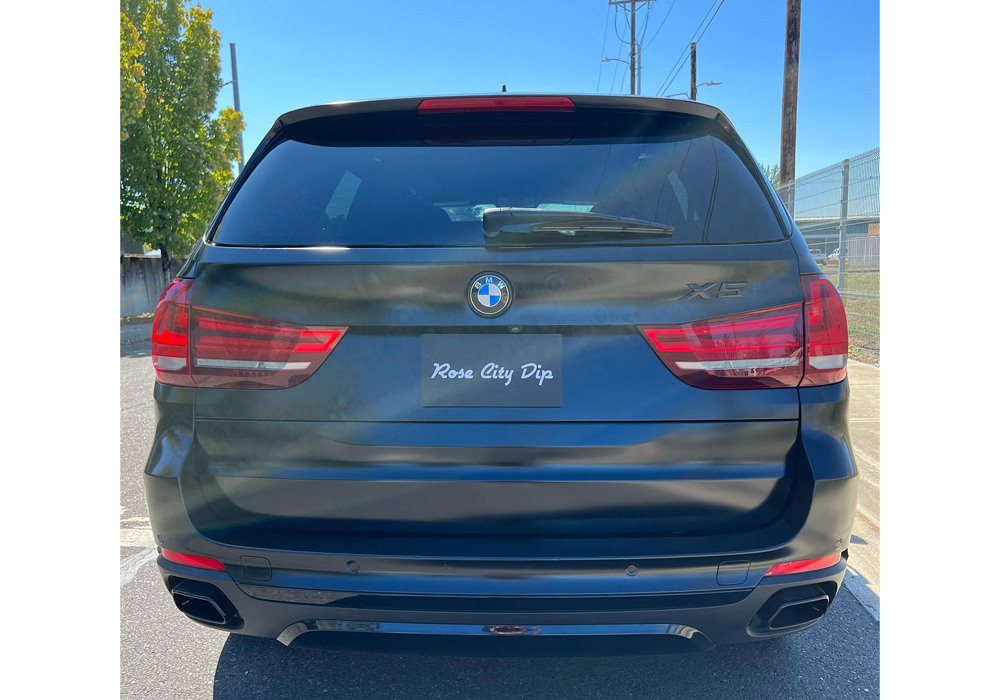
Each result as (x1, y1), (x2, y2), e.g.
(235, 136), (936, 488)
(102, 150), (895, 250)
(213, 134), (784, 247)
(707, 142), (787, 243)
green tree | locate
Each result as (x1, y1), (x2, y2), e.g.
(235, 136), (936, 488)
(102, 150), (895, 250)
(120, 12), (145, 142)
(120, 0), (244, 262)
(759, 162), (781, 188)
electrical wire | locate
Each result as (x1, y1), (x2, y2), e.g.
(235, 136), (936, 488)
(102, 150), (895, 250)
(655, 0), (727, 97)
(643, 0), (677, 50)
(638, 1), (652, 45)
(654, 0), (722, 97)
(597, 2), (612, 92)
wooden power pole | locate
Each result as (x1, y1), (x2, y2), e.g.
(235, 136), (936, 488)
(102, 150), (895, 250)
(778, 0), (801, 187)
(690, 43), (698, 101)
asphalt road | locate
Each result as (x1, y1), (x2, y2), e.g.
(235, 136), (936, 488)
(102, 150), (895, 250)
(121, 327), (880, 699)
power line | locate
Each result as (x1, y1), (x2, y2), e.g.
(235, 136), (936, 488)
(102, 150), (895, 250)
(639, 0), (656, 44)
(654, 0), (722, 97)
(609, 9), (624, 93)
(655, 0), (727, 97)
(643, 0), (676, 50)
(609, 45), (624, 94)
(638, 1), (652, 45)
(597, 2), (611, 92)
(698, 0), (726, 40)
(672, 0), (726, 95)
(613, 4), (628, 44)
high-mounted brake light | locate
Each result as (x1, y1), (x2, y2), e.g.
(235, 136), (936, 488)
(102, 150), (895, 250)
(151, 279), (347, 389)
(764, 553), (842, 577)
(417, 96), (576, 114)
(639, 305), (804, 389)
(801, 275), (849, 386)
(161, 548), (227, 572)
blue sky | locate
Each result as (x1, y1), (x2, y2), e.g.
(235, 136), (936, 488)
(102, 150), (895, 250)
(208, 0), (879, 176)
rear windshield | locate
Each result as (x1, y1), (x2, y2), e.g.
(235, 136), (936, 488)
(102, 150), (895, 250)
(213, 131), (785, 247)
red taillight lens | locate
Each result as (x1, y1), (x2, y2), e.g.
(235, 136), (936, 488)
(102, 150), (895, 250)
(764, 553), (842, 576)
(801, 275), (849, 386)
(190, 309), (345, 389)
(152, 279), (194, 386)
(151, 279), (347, 389)
(161, 548), (227, 571)
(639, 305), (804, 389)
(417, 96), (576, 113)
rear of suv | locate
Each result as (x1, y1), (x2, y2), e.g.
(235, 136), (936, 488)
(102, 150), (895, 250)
(145, 95), (857, 652)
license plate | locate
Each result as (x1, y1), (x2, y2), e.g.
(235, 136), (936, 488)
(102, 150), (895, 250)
(421, 334), (562, 407)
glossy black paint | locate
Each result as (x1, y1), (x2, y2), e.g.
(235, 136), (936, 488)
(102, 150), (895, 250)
(145, 95), (858, 651)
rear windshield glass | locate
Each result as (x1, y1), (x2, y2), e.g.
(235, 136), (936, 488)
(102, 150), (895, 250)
(213, 133), (784, 247)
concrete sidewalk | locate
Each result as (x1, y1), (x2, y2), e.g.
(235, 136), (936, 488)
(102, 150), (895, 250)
(843, 359), (880, 619)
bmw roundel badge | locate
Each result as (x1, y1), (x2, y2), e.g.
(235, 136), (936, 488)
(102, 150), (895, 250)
(468, 272), (513, 318)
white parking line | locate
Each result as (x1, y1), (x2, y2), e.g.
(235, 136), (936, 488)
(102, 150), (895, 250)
(120, 525), (157, 587)
(120, 546), (158, 587)
(120, 527), (155, 547)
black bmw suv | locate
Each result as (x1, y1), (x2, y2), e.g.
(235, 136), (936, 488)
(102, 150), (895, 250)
(146, 95), (857, 652)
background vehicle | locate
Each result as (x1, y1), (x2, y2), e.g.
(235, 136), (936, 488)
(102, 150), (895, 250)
(827, 248), (841, 264)
(809, 248), (827, 266)
(146, 95), (857, 652)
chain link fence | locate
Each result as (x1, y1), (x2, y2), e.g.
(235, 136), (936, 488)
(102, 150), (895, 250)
(775, 148), (880, 364)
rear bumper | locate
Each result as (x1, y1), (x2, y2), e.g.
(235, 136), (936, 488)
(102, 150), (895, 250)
(145, 454), (858, 653)
(145, 378), (858, 651)
(147, 452), (857, 650)
(156, 553), (847, 650)
(149, 465), (856, 651)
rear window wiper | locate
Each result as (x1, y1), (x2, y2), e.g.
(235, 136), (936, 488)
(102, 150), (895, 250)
(482, 207), (674, 242)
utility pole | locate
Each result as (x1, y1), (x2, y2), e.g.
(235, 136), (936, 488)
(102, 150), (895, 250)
(637, 44), (642, 95)
(229, 42), (245, 172)
(778, 0), (801, 189)
(837, 159), (850, 291)
(690, 43), (698, 101)
(609, 1), (656, 96)
(629, 0), (636, 94)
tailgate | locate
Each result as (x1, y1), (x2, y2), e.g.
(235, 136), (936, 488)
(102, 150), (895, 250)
(183, 244), (803, 544)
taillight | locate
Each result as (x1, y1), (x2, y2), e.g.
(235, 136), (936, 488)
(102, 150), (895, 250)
(801, 275), (849, 386)
(152, 278), (193, 384)
(639, 305), (804, 389)
(417, 96), (576, 113)
(639, 276), (850, 390)
(151, 278), (346, 389)
(161, 548), (227, 571)
(764, 553), (842, 576)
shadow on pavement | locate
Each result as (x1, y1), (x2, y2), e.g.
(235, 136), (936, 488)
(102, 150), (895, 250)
(213, 635), (784, 699)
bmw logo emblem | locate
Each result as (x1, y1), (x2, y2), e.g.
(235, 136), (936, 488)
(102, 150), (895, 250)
(468, 272), (513, 318)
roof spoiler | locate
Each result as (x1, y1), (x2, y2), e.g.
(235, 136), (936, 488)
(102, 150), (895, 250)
(271, 94), (729, 132)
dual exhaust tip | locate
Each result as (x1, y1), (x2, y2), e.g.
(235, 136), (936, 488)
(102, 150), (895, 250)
(169, 579), (243, 629)
(754, 583), (834, 633)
